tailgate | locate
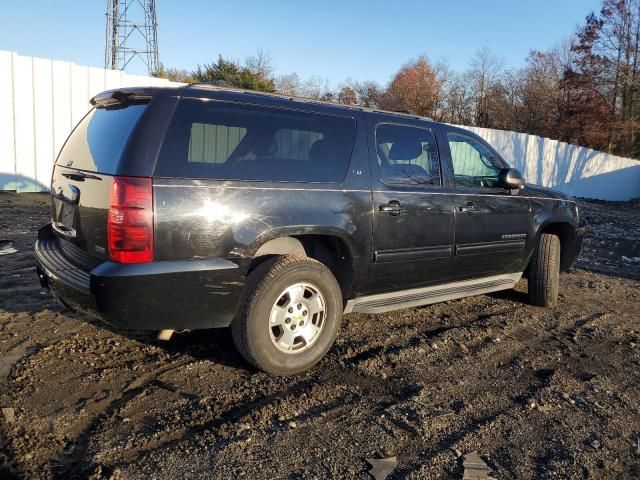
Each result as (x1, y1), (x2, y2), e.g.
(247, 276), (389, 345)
(51, 167), (113, 263)
(50, 103), (148, 266)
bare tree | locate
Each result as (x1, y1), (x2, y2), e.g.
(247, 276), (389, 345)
(354, 81), (385, 108)
(245, 49), (275, 81)
(468, 47), (506, 127)
(441, 71), (474, 125)
(299, 76), (332, 100)
(275, 72), (301, 96)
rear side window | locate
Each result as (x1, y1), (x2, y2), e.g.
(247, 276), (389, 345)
(188, 124), (247, 163)
(156, 100), (357, 182)
(56, 105), (147, 174)
(375, 124), (441, 186)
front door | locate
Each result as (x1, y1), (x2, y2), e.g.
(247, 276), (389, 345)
(367, 120), (455, 294)
(445, 130), (531, 279)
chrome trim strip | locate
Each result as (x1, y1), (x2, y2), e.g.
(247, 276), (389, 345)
(455, 240), (526, 256)
(373, 190), (575, 202)
(153, 184), (576, 202)
(374, 245), (452, 263)
(153, 184), (369, 193)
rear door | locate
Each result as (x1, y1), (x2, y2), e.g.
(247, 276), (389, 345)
(443, 129), (531, 278)
(50, 103), (148, 264)
(367, 118), (455, 294)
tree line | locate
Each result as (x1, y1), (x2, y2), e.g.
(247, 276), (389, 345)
(155, 0), (640, 159)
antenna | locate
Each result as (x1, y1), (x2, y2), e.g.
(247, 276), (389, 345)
(104, 0), (159, 74)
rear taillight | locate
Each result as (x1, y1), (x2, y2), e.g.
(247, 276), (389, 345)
(107, 176), (153, 263)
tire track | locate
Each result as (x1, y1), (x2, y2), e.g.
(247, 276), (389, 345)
(50, 359), (193, 480)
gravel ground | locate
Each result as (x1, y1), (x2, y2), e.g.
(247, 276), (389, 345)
(1, 192), (639, 479)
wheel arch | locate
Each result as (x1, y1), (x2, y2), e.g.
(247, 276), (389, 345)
(535, 220), (578, 272)
(248, 232), (356, 301)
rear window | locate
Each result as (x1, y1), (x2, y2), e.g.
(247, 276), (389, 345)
(56, 105), (147, 174)
(156, 100), (357, 182)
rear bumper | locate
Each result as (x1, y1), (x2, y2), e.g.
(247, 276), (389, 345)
(34, 224), (245, 330)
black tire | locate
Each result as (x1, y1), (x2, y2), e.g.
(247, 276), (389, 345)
(231, 255), (343, 375)
(528, 233), (561, 307)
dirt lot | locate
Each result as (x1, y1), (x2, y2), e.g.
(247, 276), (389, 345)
(1, 192), (639, 479)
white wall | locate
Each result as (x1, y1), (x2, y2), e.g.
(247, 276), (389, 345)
(462, 126), (640, 201)
(1, 51), (639, 200)
(0, 50), (181, 192)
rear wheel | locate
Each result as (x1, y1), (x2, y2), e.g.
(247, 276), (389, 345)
(232, 255), (342, 375)
(528, 233), (561, 307)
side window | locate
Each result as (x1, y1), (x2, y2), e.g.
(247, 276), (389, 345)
(447, 133), (503, 188)
(157, 100), (356, 182)
(375, 124), (441, 186)
(267, 129), (324, 161)
(188, 124), (247, 163)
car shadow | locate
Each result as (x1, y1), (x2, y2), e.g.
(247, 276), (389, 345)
(62, 307), (253, 373)
(487, 286), (529, 304)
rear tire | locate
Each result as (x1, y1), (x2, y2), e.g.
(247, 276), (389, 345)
(528, 233), (561, 307)
(231, 255), (343, 375)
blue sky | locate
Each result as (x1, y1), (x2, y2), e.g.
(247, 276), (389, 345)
(1, 0), (602, 85)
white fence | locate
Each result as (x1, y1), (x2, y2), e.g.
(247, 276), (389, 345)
(461, 126), (640, 201)
(1, 50), (639, 200)
(0, 51), (180, 192)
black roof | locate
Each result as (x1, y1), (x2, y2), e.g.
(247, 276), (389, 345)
(186, 83), (435, 122)
(91, 83), (435, 124)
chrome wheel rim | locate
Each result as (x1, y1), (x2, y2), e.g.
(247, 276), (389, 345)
(268, 282), (327, 354)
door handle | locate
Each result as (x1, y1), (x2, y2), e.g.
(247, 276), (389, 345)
(61, 171), (102, 181)
(459, 202), (476, 214)
(379, 200), (407, 215)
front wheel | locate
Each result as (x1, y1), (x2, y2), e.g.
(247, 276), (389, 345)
(528, 233), (561, 307)
(231, 255), (343, 375)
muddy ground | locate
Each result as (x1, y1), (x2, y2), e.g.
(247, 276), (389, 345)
(1, 192), (639, 479)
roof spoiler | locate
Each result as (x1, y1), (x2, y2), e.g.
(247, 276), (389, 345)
(90, 87), (157, 107)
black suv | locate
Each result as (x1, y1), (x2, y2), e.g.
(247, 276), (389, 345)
(35, 85), (586, 374)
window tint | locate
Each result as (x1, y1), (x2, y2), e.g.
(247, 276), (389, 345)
(271, 129), (324, 160)
(157, 100), (356, 182)
(448, 133), (503, 188)
(375, 124), (440, 186)
(56, 105), (147, 174)
(188, 124), (247, 163)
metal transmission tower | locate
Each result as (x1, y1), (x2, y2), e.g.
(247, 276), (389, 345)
(104, 0), (159, 74)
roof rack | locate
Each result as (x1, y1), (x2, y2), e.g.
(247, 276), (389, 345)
(186, 82), (433, 122)
(189, 80), (232, 88)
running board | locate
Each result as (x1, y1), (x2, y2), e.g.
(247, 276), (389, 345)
(343, 272), (522, 315)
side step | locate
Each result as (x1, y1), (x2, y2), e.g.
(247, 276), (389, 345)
(343, 273), (522, 315)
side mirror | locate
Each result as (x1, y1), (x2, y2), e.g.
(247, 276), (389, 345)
(498, 168), (525, 191)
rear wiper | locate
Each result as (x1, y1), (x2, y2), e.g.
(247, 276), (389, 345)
(61, 171), (102, 181)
